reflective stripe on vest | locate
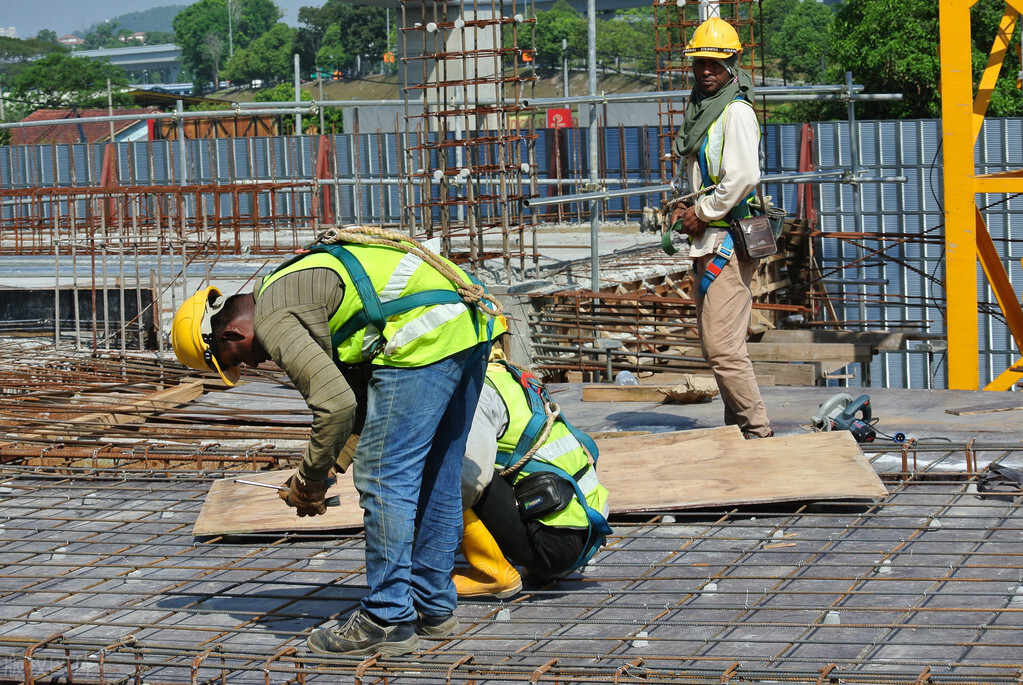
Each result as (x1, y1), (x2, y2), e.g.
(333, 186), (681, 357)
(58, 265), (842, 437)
(697, 97), (757, 227)
(361, 251), (475, 357)
(488, 367), (610, 529)
(258, 246), (486, 367)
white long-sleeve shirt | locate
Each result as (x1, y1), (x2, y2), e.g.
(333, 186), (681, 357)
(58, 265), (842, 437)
(684, 102), (761, 258)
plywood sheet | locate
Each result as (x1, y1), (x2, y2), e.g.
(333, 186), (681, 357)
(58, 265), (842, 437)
(192, 427), (886, 536)
(945, 401), (1023, 416)
(193, 469), (363, 536)
(597, 428), (887, 513)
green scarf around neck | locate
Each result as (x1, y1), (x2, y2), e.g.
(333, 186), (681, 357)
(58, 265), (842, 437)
(674, 59), (756, 159)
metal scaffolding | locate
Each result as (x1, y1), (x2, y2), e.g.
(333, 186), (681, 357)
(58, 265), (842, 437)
(399, 0), (538, 278)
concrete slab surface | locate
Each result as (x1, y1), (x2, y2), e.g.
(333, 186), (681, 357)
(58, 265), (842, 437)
(0, 380), (1022, 683)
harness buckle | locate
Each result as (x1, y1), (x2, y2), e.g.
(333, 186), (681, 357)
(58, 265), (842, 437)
(715, 241), (734, 260)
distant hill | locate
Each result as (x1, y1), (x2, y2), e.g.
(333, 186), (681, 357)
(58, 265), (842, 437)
(76, 5), (185, 37)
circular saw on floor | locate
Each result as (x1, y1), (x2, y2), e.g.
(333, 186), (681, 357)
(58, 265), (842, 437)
(810, 393), (877, 443)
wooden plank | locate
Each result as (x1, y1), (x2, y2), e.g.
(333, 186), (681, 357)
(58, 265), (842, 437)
(2, 381), (205, 443)
(193, 469), (363, 535)
(582, 385), (668, 402)
(753, 362), (819, 386)
(945, 402), (1023, 416)
(193, 427), (885, 536)
(747, 342), (872, 363)
(761, 329), (909, 351)
(597, 429), (887, 513)
(193, 427), (742, 536)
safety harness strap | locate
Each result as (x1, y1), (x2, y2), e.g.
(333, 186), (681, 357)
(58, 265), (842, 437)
(318, 243), (483, 350)
(491, 360), (611, 570)
(496, 361), (600, 468)
(697, 231), (735, 297)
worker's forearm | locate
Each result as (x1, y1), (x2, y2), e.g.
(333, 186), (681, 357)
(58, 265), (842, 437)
(253, 270), (354, 481)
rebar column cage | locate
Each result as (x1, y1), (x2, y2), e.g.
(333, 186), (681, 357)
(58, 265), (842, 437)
(399, 0), (539, 278)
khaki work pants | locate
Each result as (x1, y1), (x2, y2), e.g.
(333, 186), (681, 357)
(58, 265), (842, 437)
(694, 240), (772, 437)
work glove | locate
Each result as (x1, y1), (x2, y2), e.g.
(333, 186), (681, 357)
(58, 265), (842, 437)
(278, 471), (329, 517)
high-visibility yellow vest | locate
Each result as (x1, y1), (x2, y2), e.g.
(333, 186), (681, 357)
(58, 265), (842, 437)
(258, 244), (489, 367)
(697, 97), (758, 227)
(488, 364), (609, 529)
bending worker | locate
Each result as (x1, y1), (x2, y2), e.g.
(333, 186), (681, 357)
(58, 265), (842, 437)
(455, 322), (611, 597)
(669, 17), (772, 439)
(170, 226), (494, 657)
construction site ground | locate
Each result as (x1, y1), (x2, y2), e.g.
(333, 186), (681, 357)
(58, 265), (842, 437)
(1, 375), (1021, 685)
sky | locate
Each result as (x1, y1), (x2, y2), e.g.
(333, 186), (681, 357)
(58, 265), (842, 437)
(2, 0), (311, 39)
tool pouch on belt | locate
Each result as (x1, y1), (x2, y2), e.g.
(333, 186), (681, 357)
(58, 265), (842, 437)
(729, 185), (786, 260)
(514, 471), (576, 521)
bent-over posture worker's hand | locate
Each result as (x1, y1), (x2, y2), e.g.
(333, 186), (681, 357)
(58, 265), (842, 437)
(279, 471), (329, 516)
(681, 204), (708, 239)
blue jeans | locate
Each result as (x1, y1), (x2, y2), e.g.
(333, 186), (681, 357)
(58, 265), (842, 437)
(352, 345), (487, 624)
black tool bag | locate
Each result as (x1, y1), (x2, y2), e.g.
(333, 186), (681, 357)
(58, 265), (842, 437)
(729, 185), (785, 259)
(514, 471), (577, 521)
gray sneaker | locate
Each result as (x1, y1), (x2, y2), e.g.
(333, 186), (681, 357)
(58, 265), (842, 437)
(416, 613), (459, 638)
(307, 611), (418, 656)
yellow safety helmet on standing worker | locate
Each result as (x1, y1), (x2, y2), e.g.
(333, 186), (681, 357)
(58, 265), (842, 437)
(684, 16), (743, 59)
(170, 286), (241, 386)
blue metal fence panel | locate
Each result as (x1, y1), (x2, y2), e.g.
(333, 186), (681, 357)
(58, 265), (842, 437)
(5, 120), (1023, 390)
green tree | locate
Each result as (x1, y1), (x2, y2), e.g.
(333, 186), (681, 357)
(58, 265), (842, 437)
(0, 37), (68, 84)
(224, 22), (296, 84)
(83, 21), (125, 49)
(756, 0), (798, 62)
(296, 1), (387, 71)
(597, 11), (655, 74)
(204, 32), (228, 86)
(12, 52), (131, 109)
(316, 24), (350, 71)
(35, 30), (58, 44)
(778, 0), (939, 120)
(533, 0), (587, 70)
(773, 0), (833, 83)
(253, 81), (342, 133)
(174, 0), (281, 90)
(145, 31), (176, 45)
(968, 2), (1023, 117)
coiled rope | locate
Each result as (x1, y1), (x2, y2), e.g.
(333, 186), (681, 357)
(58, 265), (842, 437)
(659, 184), (717, 226)
(315, 224), (503, 317)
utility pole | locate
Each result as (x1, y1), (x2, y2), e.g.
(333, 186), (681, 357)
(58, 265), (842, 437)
(107, 79), (115, 142)
(318, 73), (324, 133)
(294, 53), (302, 134)
(228, 0), (234, 58)
(0, 76), (5, 121)
(587, 0), (599, 294)
(562, 39), (569, 99)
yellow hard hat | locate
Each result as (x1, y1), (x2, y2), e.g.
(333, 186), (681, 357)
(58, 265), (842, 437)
(170, 286), (240, 386)
(684, 17), (742, 59)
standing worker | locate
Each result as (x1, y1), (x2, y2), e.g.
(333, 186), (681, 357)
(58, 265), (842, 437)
(455, 320), (611, 597)
(170, 226), (496, 656)
(669, 17), (772, 439)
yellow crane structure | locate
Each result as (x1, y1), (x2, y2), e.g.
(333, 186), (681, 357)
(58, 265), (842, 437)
(940, 0), (1023, 390)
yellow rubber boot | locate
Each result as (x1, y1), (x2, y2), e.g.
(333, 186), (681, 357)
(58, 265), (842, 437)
(452, 511), (522, 599)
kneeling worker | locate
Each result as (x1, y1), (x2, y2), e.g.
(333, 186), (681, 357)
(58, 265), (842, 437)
(456, 320), (611, 597)
(170, 226), (495, 657)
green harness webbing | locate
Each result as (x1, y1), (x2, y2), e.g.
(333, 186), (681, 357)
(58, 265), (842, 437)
(492, 360), (612, 570)
(300, 243), (485, 353)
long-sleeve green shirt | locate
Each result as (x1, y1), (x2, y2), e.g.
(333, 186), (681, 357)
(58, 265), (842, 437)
(252, 266), (356, 481)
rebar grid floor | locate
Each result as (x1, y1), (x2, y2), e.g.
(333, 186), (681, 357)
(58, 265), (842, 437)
(0, 451), (1021, 684)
